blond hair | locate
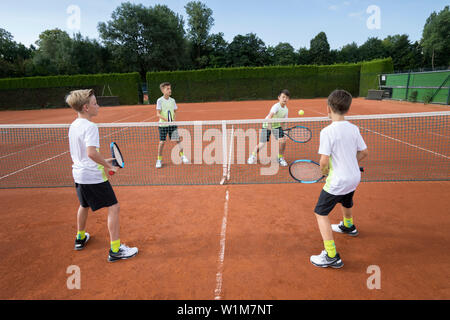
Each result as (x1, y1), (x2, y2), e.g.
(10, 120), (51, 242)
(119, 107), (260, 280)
(66, 89), (95, 112)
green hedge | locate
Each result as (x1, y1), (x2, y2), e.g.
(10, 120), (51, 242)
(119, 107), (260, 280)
(147, 64), (362, 103)
(0, 73), (141, 110)
(359, 58), (394, 97)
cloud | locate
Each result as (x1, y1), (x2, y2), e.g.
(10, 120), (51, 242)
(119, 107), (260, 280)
(343, 1), (351, 5)
(348, 10), (365, 20)
(328, 5), (339, 11)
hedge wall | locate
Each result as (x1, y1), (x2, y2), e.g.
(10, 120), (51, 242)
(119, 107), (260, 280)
(359, 58), (394, 97)
(0, 73), (141, 110)
(147, 64), (362, 103)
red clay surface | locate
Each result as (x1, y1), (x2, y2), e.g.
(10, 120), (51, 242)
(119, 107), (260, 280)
(0, 98), (449, 300)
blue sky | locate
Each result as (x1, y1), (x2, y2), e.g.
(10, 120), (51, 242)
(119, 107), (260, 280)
(0, 0), (448, 49)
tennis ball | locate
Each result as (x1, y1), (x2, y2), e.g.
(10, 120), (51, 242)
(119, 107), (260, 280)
(298, 110), (304, 116)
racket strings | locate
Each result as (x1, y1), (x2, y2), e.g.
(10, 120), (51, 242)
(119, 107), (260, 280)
(291, 162), (323, 181)
(113, 145), (124, 167)
(290, 128), (311, 142)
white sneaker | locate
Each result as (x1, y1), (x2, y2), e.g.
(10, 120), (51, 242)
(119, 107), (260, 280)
(108, 244), (139, 262)
(247, 154), (256, 164)
(181, 155), (189, 164)
(278, 157), (288, 167)
(310, 250), (343, 268)
(156, 159), (162, 168)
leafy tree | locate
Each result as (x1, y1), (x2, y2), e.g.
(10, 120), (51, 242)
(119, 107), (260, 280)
(185, 1), (214, 68)
(206, 32), (228, 68)
(267, 42), (297, 66)
(98, 2), (187, 77)
(358, 37), (385, 61)
(226, 33), (269, 67)
(309, 32), (331, 65)
(336, 42), (360, 63)
(421, 6), (450, 69)
(297, 47), (311, 65)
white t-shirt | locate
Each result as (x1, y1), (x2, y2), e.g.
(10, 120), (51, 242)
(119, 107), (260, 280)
(263, 103), (288, 128)
(156, 96), (178, 125)
(68, 118), (107, 184)
(318, 121), (367, 195)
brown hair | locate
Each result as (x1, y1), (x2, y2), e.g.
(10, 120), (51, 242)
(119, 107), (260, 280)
(279, 89), (290, 98)
(65, 89), (95, 112)
(160, 82), (171, 90)
(327, 89), (352, 115)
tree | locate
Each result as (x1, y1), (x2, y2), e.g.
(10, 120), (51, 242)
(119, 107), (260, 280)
(359, 37), (385, 61)
(32, 29), (74, 75)
(0, 28), (34, 77)
(70, 33), (113, 74)
(185, 1), (214, 68)
(336, 42), (360, 63)
(297, 47), (311, 65)
(383, 34), (422, 71)
(206, 32), (228, 68)
(98, 2), (187, 77)
(309, 32), (331, 65)
(421, 6), (450, 69)
(267, 42), (297, 66)
(226, 33), (269, 67)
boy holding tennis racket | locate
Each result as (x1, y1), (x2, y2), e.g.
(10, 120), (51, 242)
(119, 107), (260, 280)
(310, 89), (368, 268)
(66, 89), (138, 262)
(155, 82), (189, 168)
(247, 89), (290, 166)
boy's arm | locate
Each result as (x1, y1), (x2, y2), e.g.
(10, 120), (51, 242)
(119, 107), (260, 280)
(319, 154), (330, 176)
(357, 148), (369, 163)
(87, 146), (117, 173)
(265, 112), (274, 130)
(156, 110), (168, 122)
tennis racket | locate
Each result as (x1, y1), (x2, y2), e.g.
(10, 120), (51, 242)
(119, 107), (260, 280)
(167, 110), (173, 122)
(283, 126), (312, 143)
(289, 159), (364, 183)
(109, 142), (124, 176)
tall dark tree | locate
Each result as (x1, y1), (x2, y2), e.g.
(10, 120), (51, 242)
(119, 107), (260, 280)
(336, 42), (360, 63)
(185, 1), (214, 68)
(383, 34), (422, 71)
(0, 28), (34, 77)
(359, 37), (385, 61)
(267, 42), (297, 66)
(421, 6), (450, 69)
(206, 32), (228, 68)
(297, 47), (311, 65)
(226, 33), (269, 67)
(98, 2), (187, 77)
(309, 32), (331, 65)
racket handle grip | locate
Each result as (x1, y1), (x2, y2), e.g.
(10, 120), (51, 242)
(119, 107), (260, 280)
(109, 170), (115, 176)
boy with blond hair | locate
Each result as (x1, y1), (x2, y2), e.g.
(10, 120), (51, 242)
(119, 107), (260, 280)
(310, 89), (368, 268)
(66, 89), (138, 262)
(155, 82), (189, 168)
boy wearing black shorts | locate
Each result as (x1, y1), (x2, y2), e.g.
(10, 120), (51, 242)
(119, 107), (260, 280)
(310, 90), (368, 268)
(66, 89), (138, 262)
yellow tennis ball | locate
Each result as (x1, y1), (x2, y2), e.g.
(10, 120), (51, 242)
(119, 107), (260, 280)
(298, 110), (304, 116)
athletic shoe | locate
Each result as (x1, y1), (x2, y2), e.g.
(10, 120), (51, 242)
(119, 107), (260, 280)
(74, 232), (90, 251)
(310, 250), (343, 268)
(181, 155), (189, 164)
(247, 155), (256, 164)
(108, 244), (139, 262)
(278, 157), (288, 167)
(155, 159), (162, 168)
(332, 221), (359, 236)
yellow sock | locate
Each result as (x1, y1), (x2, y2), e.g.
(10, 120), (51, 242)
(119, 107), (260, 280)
(111, 239), (121, 253)
(179, 151), (184, 157)
(252, 151), (257, 157)
(324, 240), (336, 258)
(278, 154), (283, 159)
(157, 156), (162, 161)
(76, 230), (85, 240)
(344, 217), (354, 228)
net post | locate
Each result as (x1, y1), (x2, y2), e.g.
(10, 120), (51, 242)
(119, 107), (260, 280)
(405, 71), (411, 101)
(220, 121), (228, 185)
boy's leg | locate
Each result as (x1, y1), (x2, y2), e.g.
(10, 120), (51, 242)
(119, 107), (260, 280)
(108, 203), (120, 246)
(157, 141), (165, 159)
(77, 205), (89, 237)
(342, 206), (354, 227)
(332, 192), (359, 236)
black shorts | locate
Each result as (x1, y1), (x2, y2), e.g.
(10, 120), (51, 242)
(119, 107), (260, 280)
(260, 127), (284, 143)
(75, 181), (118, 211)
(314, 189), (355, 216)
(159, 126), (180, 141)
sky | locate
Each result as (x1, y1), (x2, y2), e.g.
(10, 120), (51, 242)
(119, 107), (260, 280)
(0, 0), (448, 50)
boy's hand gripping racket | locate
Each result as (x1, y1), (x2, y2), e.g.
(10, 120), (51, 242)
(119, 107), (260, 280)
(109, 142), (124, 175)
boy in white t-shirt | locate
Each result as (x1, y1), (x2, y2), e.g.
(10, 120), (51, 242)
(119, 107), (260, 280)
(66, 89), (138, 262)
(155, 82), (189, 168)
(247, 89), (290, 166)
(310, 89), (368, 268)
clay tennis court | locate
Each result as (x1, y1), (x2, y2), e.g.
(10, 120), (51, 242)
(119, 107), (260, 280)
(0, 98), (449, 299)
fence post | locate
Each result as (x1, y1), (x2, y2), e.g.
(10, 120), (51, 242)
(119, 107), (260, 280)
(447, 85), (450, 105)
(405, 71), (411, 101)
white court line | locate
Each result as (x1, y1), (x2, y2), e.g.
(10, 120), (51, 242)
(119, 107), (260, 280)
(214, 189), (229, 300)
(0, 115), (158, 180)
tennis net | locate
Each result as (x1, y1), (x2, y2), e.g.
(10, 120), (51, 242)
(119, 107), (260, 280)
(1, 111), (449, 188)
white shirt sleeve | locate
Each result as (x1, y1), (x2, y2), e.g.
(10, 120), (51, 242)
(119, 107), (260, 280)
(269, 103), (280, 115)
(285, 108), (288, 118)
(156, 98), (162, 110)
(356, 128), (367, 151)
(318, 129), (332, 156)
(85, 123), (100, 148)
(173, 98), (178, 110)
